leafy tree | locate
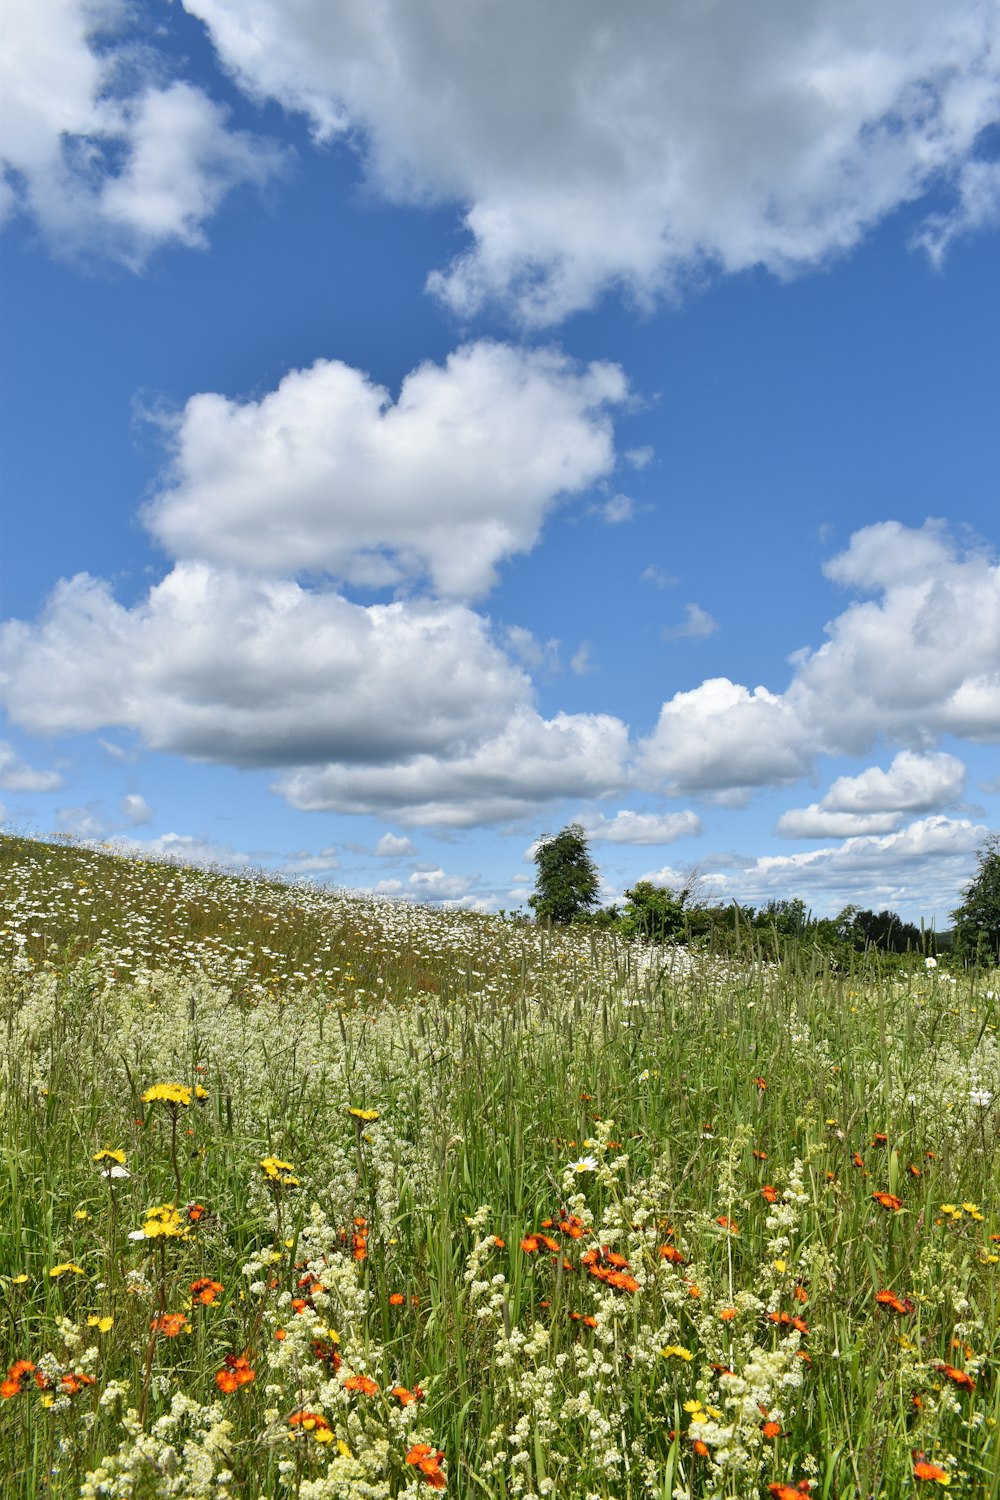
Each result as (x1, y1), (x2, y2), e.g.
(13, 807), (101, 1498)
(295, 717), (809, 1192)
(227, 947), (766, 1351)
(618, 880), (691, 943)
(838, 905), (922, 954)
(952, 834), (1000, 964)
(528, 824), (601, 925)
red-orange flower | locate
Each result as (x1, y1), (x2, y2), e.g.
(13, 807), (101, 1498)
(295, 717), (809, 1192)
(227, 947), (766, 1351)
(151, 1313), (188, 1337)
(190, 1278), (224, 1305)
(559, 1215), (586, 1239)
(716, 1216), (739, 1234)
(755, 1077), (767, 1090)
(753, 1147), (768, 1160)
(692, 1438), (709, 1457)
(1, 1361), (36, 1399)
(762, 1184), (779, 1203)
(768, 1487), (808, 1500)
(520, 1235), (539, 1254)
(659, 1244), (685, 1264)
(215, 1353), (254, 1392)
(343, 1373), (378, 1396)
(719, 1307), (737, 1321)
(406, 1443), (446, 1489)
(872, 1192), (903, 1211)
(761, 1419), (782, 1439)
(389, 1293), (405, 1306)
(913, 1458), (950, 1483)
(875, 1289), (914, 1315)
(934, 1363), (975, 1391)
(391, 1384), (424, 1405)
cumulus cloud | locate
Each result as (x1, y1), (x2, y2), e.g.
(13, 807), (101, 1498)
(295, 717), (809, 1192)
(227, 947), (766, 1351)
(282, 847), (340, 875)
(583, 809), (703, 845)
(640, 522), (999, 798)
(374, 833), (416, 858)
(277, 709), (632, 827)
(1, 0), (284, 264)
(184, 0), (1000, 321)
(775, 750), (966, 837)
(119, 832), (255, 868)
(120, 792), (153, 827)
(0, 564), (531, 766)
(145, 342), (627, 598)
(0, 740), (63, 792)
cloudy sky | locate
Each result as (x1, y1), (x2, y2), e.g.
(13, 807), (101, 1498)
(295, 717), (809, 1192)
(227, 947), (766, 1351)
(2, 0), (998, 923)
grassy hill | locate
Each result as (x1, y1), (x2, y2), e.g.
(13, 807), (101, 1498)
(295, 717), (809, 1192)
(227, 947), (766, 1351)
(1, 834), (998, 1497)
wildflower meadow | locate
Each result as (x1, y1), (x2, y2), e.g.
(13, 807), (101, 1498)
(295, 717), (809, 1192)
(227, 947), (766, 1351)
(1, 833), (998, 1498)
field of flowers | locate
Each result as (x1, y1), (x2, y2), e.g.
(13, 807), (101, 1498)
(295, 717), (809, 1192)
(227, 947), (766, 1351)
(1, 833), (998, 1499)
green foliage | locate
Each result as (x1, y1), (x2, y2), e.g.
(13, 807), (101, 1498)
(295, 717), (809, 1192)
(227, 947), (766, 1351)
(617, 879), (691, 943)
(528, 823), (600, 925)
(837, 904), (924, 954)
(952, 833), (1000, 964)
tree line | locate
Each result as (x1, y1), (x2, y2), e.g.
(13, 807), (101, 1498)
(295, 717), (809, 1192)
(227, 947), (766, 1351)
(528, 824), (1000, 965)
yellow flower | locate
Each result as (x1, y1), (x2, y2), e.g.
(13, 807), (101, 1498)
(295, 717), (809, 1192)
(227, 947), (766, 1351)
(132, 1204), (189, 1240)
(74, 1209), (90, 1222)
(142, 1082), (192, 1107)
(11, 1274), (28, 1286)
(347, 1107), (380, 1122)
(260, 1156), (299, 1186)
(49, 1263), (86, 1278)
(194, 1085), (209, 1100)
(93, 1148), (127, 1165)
(337, 1440), (352, 1458)
(773, 1259), (788, 1273)
(87, 1315), (114, 1333)
(661, 1346), (694, 1361)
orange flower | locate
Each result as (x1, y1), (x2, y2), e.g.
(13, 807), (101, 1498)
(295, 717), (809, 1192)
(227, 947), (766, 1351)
(753, 1148), (768, 1160)
(190, 1278), (224, 1305)
(59, 1371), (96, 1395)
(288, 1410), (332, 1441)
(852, 1152), (865, 1169)
(343, 1373), (378, 1396)
(692, 1438), (709, 1457)
(274, 1328), (286, 1341)
(768, 1487), (807, 1500)
(913, 1458), (950, 1483)
(389, 1293), (405, 1306)
(659, 1244), (685, 1264)
(719, 1307), (737, 1321)
(875, 1289), (914, 1315)
(872, 1132), (888, 1146)
(762, 1419), (782, 1439)
(688, 1283), (702, 1298)
(908, 1164), (922, 1178)
(934, 1363), (975, 1392)
(872, 1192), (903, 1211)
(762, 1184), (779, 1203)
(406, 1443), (446, 1489)
(755, 1077), (767, 1090)
(215, 1353), (255, 1392)
(150, 1313), (188, 1337)
(716, 1215), (739, 1234)
(1, 1361), (36, 1399)
(391, 1384), (424, 1405)
(492, 1235), (505, 1248)
(559, 1215), (586, 1239)
(520, 1235), (539, 1254)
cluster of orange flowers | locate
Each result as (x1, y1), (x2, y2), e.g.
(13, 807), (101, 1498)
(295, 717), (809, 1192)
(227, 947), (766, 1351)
(1, 1360), (96, 1400)
(875, 1289), (915, 1316)
(150, 1313), (189, 1337)
(190, 1277), (224, 1305)
(406, 1443), (446, 1489)
(215, 1353), (255, 1392)
(581, 1246), (641, 1293)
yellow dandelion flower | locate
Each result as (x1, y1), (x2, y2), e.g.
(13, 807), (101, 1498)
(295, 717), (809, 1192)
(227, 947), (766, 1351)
(92, 1148), (127, 1165)
(49, 1263), (86, 1278)
(87, 1316), (114, 1333)
(661, 1346), (694, 1361)
(73, 1209), (90, 1222)
(347, 1107), (380, 1122)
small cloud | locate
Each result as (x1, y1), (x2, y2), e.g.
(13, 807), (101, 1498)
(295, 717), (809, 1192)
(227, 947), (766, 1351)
(503, 625), (561, 673)
(662, 603), (719, 641)
(120, 793), (153, 827)
(596, 492), (635, 524)
(570, 642), (596, 675)
(624, 446), (653, 470)
(584, 809), (704, 845)
(375, 832), (416, 857)
(979, 775), (1000, 795)
(98, 738), (137, 763)
(283, 846), (340, 874)
(642, 565), (675, 589)
(0, 741), (63, 793)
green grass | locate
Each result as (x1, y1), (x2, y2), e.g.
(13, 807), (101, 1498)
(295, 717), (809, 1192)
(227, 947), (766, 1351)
(1, 833), (998, 1498)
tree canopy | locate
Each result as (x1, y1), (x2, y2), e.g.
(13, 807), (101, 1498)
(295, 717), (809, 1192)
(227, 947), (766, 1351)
(528, 824), (601, 925)
(952, 834), (1000, 964)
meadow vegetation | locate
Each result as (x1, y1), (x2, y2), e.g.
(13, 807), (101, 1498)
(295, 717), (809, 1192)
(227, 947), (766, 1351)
(1, 833), (998, 1498)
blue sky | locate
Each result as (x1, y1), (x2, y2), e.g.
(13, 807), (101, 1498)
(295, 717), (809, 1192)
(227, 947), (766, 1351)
(2, 0), (999, 923)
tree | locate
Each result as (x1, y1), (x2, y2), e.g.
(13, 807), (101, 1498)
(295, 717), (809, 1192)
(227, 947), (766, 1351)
(952, 834), (1000, 964)
(528, 824), (601, 925)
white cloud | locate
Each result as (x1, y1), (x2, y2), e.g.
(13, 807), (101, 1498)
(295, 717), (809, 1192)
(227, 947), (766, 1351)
(185, 0), (1000, 321)
(145, 342), (627, 598)
(1, 0), (284, 264)
(503, 626), (561, 674)
(374, 833), (416, 857)
(0, 740), (63, 792)
(569, 643), (595, 676)
(640, 522), (1000, 798)
(583, 809), (703, 845)
(596, 493), (635, 525)
(775, 750), (966, 837)
(913, 158), (1000, 267)
(706, 816), (989, 921)
(118, 832), (255, 868)
(0, 564), (531, 766)
(120, 792), (153, 826)
(282, 847), (340, 875)
(662, 603), (719, 641)
(277, 709), (632, 827)
(642, 565), (675, 589)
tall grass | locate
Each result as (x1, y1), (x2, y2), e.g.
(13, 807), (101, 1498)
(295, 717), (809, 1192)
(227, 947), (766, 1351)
(1, 835), (998, 1498)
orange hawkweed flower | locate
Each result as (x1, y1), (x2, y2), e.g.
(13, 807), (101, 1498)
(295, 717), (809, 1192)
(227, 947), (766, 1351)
(343, 1373), (378, 1396)
(389, 1293), (405, 1306)
(753, 1148), (768, 1160)
(913, 1457), (951, 1483)
(852, 1152), (865, 1168)
(934, 1363), (975, 1391)
(406, 1443), (446, 1489)
(755, 1077), (767, 1090)
(761, 1420), (782, 1439)
(875, 1289), (914, 1315)
(762, 1184), (779, 1203)
(288, 1410), (333, 1441)
(716, 1216), (739, 1233)
(559, 1215), (586, 1238)
(1, 1361), (36, 1399)
(719, 1307), (737, 1321)
(768, 1487), (807, 1500)
(190, 1278), (224, 1305)
(659, 1244), (685, 1264)
(520, 1235), (539, 1254)
(58, 1371), (96, 1395)
(150, 1313), (188, 1337)
(391, 1384), (424, 1405)
(215, 1353), (254, 1392)
(872, 1132), (888, 1146)
(692, 1438), (709, 1457)
(872, 1192), (903, 1211)
(908, 1163), (922, 1178)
